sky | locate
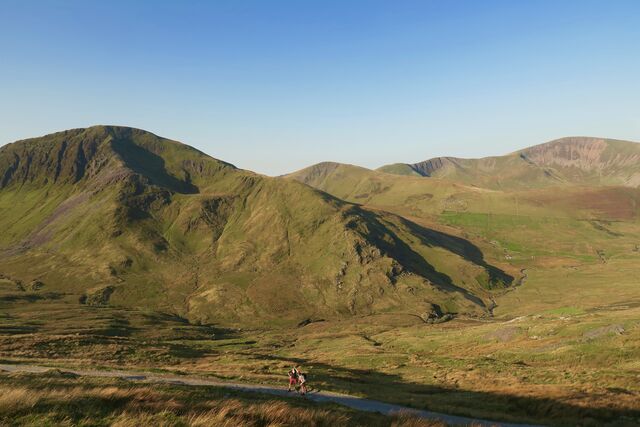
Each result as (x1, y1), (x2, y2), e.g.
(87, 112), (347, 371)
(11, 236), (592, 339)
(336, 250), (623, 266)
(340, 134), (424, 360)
(1, 0), (639, 175)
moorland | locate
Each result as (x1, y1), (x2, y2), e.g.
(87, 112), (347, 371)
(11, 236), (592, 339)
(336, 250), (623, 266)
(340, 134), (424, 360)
(1, 127), (639, 426)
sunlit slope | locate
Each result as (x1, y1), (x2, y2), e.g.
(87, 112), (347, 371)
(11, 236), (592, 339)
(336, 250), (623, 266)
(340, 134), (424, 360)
(0, 126), (517, 327)
(377, 137), (640, 189)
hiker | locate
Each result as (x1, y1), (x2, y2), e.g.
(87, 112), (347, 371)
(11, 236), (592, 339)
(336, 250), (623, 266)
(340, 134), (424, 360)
(287, 366), (299, 392)
(298, 370), (308, 395)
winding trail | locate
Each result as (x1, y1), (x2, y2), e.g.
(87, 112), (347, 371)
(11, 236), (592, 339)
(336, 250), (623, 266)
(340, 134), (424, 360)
(0, 363), (542, 427)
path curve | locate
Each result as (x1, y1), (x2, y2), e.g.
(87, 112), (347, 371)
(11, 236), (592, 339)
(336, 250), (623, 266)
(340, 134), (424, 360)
(0, 363), (542, 427)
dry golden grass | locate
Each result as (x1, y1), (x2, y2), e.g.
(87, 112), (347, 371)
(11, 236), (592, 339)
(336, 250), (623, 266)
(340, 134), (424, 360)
(0, 373), (445, 427)
(111, 410), (182, 427)
(185, 399), (349, 427)
(0, 387), (39, 413)
(390, 412), (446, 427)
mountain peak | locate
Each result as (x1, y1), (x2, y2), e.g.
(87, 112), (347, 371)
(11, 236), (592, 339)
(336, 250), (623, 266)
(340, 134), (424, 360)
(519, 136), (640, 172)
(518, 136), (608, 156)
(0, 126), (233, 191)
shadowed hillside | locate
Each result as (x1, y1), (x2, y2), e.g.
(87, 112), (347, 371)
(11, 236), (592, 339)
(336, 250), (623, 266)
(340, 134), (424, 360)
(0, 126), (514, 327)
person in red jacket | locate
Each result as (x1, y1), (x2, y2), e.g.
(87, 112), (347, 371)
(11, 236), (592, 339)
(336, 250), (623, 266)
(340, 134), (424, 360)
(287, 366), (299, 392)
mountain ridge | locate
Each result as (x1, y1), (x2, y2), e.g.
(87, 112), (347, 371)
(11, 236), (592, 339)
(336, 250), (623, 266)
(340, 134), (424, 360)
(375, 136), (640, 188)
(0, 126), (516, 327)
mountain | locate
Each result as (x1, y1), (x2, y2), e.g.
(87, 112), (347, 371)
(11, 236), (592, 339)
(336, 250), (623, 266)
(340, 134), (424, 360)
(377, 137), (640, 189)
(0, 126), (515, 327)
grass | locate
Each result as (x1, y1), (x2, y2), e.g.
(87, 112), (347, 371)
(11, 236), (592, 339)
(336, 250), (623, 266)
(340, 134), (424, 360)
(540, 306), (586, 317)
(1, 285), (639, 425)
(1, 210), (639, 426)
(2, 127), (640, 426)
(0, 371), (443, 427)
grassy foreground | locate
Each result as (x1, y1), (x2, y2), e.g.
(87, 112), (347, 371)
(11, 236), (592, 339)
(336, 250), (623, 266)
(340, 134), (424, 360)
(0, 371), (441, 427)
(1, 283), (639, 426)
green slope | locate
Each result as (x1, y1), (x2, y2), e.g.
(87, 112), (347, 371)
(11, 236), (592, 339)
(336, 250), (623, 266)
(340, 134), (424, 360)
(0, 126), (517, 327)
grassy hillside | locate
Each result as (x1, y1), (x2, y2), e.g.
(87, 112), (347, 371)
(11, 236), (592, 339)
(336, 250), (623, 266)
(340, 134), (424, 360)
(1, 276), (638, 425)
(283, 149), (640, 425)
(0, 126), (519, 328)
(2, 128), (640, 425)
(288, 161), (640, 323)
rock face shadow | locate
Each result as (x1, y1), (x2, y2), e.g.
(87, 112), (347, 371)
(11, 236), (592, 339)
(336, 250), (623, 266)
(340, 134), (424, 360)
(398, 217), (514, 287)
(355, 208), (513, 308)
(111, 138), (198, 194)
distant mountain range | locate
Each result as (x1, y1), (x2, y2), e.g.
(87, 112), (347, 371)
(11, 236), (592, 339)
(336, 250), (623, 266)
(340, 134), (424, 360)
(288, 137), (640, 229)
(376, 137), (640, 189)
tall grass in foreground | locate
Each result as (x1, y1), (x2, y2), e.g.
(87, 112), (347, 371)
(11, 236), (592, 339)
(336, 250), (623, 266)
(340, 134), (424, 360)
(0, 373), (446, 427)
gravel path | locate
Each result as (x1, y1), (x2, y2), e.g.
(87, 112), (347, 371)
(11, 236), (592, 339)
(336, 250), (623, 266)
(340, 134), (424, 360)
(0, 363), (543, 427)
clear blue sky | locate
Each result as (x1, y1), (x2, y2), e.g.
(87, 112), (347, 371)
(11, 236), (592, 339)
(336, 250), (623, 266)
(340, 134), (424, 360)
(1, 0), (639, 175)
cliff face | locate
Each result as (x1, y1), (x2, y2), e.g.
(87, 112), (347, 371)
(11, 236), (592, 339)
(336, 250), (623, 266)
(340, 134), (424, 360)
(0, 128), (104, 188)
